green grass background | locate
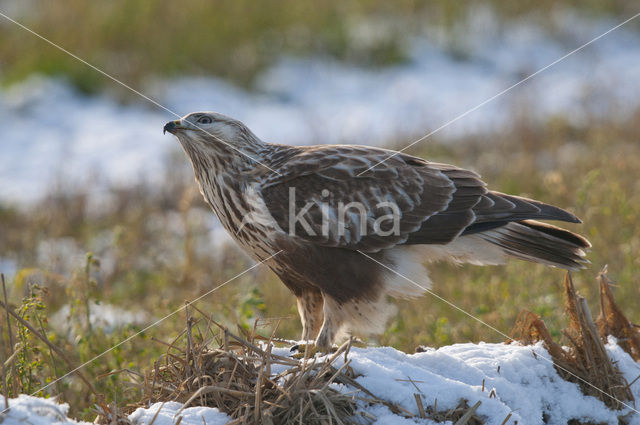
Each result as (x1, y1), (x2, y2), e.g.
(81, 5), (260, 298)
(1, 0), (638, 92)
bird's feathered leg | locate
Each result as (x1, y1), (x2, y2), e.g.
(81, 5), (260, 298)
(315, 296), (344, 351)
(296, 289), (324, 341)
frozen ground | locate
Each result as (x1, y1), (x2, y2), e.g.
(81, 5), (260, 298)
(339, 339), (640, 424)
(3, 338), (639, 424)
(2, 13), (640, 203)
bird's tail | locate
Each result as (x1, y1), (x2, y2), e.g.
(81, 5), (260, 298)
(476, 220), (591, 270)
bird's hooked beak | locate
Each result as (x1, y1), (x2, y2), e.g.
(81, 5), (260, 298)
(163, 120), (187, 135)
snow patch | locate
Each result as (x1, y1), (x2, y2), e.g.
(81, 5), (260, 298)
(0, 395), (91, 425)
(340, 343), (634, 424)
(129, 402), (230, 425)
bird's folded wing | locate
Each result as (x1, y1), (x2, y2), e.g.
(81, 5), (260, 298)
(260, 146), (485, 252)
(260, 145), (585, 252)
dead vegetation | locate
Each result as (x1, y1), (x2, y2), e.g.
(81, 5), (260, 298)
(83, 270), (640, 424)
(596, 268), (640, 362)
(3, 267), (640, 424)
(510, 270), (637, 412)
(420, 399), (484, 425)
(132, 307), (368, 425)
(108, 305), (491, 425)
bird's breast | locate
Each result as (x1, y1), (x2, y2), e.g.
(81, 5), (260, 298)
(198, 175), (281, 261)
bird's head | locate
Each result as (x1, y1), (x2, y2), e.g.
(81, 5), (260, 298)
(164, 112), (265, 161)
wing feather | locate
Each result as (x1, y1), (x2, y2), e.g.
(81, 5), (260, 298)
(261, 146), (460, 251)
(259, 145), (582, 251)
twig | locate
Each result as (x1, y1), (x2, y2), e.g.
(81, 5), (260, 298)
(0, 277), (7, 410)
(626, 374), (640, 391)
(185, 303), (193, 379)
(414, 394), (426, 418)
(188, 307), (297, 365)
(36, 313), (62, 395)
(175, 385), (253, 416)
(97, 368), (144, 381)
(396, 376), (424, 393)
(2, 345), (21, 371)
(148, 402), (165, 425)
(151, 337), (186, 354)
(0, 321), (8, 410)
(254, 352), (264, 423)
(1, 276), (13, 351)
(452, 400), (481, 425)
(2, 274), (17, 398)
(500, 412), (512, 425)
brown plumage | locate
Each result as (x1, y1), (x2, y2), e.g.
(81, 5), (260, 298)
(164, 112), (591, 350)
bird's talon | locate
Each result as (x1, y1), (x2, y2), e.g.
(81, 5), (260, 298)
(290, 343), (340, 359)
(291, 343), (319, 359)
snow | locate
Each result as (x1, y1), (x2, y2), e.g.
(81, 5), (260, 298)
(0, 397), (231, 425)
(2, 340), (639, 424)
(128, 402), (230, 425)
(0, 395), (91, 425)
(2, 13), (640, 203)
(337, 342), (640, 424)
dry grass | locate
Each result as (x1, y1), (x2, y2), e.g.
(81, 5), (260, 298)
(4, 268), (639, 424)
(134, 308), (367, 425)
(420, 399), (484, 425)
(510, 271), (635, 411)
(100, 305), (491, 425)
(595, 268), (640, 362)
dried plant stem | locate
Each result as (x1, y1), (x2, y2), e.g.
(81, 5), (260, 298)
(1, 274), (17, 399)
(510, 272), (634, 410)
(453, 401), (481, 425)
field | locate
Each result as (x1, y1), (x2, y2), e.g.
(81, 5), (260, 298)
(1, 0), (637, 92)
(1, 0), (640, 422)
(1, 106), (639, 419)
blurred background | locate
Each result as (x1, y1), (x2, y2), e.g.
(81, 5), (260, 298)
(1, 0), (639, 415)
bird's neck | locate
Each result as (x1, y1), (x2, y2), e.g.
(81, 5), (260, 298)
(188, 150), (254, 185)
(182, 135), (269, 177)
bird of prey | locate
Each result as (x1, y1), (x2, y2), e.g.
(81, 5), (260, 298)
(164, 112), (590, 350)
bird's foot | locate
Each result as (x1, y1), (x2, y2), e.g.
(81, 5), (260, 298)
(290, 343), (318, 359)
(290, 343), (336, 358)
(348, 339), (368, 349)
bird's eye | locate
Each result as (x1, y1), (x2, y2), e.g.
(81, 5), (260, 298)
(198, 116), (212, 124)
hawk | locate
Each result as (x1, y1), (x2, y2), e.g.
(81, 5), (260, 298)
(164, 112), (590, 350)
